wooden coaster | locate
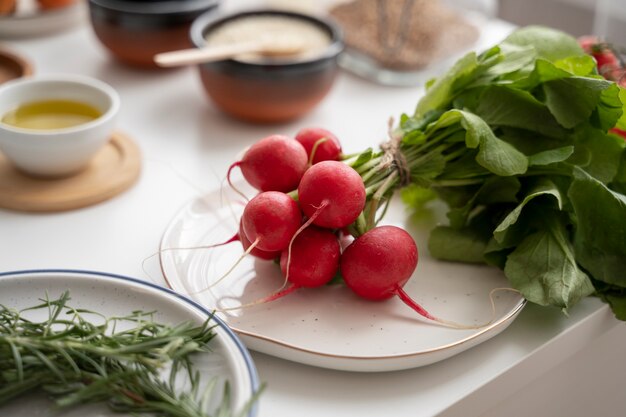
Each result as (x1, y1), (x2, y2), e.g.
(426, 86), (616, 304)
(0, 47), (33, 84)
(0, 131), (141, 212)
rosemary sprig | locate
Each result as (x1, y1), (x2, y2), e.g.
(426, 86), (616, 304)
(0, 291), (240, 417)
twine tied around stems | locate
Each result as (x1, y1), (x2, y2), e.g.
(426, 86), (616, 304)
(380, 117), (412, 187)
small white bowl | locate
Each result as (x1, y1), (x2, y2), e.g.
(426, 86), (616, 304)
(0, 75), (120, 177)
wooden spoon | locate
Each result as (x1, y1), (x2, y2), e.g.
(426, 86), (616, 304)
(154, 37), (305, 67)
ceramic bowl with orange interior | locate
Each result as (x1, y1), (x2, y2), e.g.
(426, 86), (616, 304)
(190, 9), (344, 124)
(88, 0), (220, 68)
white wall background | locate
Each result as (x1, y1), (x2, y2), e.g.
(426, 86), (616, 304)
(499, 0), (626, 46)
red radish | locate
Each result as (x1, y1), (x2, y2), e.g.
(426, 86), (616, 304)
(229, 226), (341, 306)
(578, 35), (599, 53)
(242, 191), (302, 252)
(280, 226), (340, 288)
(593, 49), (619, 73)
(239, 220), (281, 260)
(610, 128), (626, 140)
(295, 127), (342, 164)
(341, 225), (449, 324)
(228, 134), (308, 193)
(298, 161), (366, 229)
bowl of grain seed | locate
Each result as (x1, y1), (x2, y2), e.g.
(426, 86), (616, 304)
(329, 0), (481, 86)
(190, 9), (344, 124)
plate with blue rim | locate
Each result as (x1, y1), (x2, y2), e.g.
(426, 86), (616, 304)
(0, 269), (261, 417)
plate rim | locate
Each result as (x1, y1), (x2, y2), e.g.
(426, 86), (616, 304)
(159, 196), (527, 363)
(0, 268), (261, 417)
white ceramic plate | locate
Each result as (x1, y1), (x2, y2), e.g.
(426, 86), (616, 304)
(160, 185), (525, 372)
(0, 269), (260, 416)
(0, 1), (86, 38)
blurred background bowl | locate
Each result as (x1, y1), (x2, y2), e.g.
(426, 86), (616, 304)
(190, 9), (343, 124)
(88, 0), (220, 68)
(0, 0), (86, 38)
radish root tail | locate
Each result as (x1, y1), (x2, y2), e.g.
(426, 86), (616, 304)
(394, 286), (522, 330)
(226, 161), (249, 202)
(216, 284), (300, 312)
(141, 233), (239, 282)
(190, 237), (260, 295)
(281, 200), (330, 290)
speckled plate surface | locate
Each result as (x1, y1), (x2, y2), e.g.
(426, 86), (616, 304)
(0, 269), (260, 416)
(160, 184), (525, 372)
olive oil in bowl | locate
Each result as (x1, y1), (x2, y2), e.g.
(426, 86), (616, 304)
(1, 100), (102, 130)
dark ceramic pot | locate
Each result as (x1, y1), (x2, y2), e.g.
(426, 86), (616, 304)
(89, 0), (220, 68)
(190, 9), (344, 123)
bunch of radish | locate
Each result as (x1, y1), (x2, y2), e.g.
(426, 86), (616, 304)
(220, 127), (458, 327)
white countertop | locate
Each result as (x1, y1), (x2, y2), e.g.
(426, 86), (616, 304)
(1, 8), (624, 417)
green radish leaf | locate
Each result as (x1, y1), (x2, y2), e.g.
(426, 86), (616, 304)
(415, 52), (478, 117)
(484, 237), (514, 269)
(568, 168), (626, 287)
(351, 148), (373, 168)
(476, 177), (521, 205)
(410, 152), (447, 186)
(429, 208), (498, 263)
(528, 146), (574, 166)
(435, 185), (481, 209)
(400, 184), (437, 208)
(502, 26), (583, 63)
(595, 83), (624, 131)
(498, 127), (574, 156)
(482, 43), (537, 79)
(574, 125), (624, 183)
(494, 178), (563, 243)
(603, 295), (626, 320)
(616, 88), (626, 131)
(474, 134), (529, 177)
(446, 176), (520, 229)
(428, 225), (488, 264)
(542, 77), (613, 129)
(437, 151), (489, 179)
(455, 110), (529, 176)
(401, 110), (444, 133)
(516, 57), (598, 90)
(554, 55), (597, 76)
(593, 281), (626, 321)
(503, 210), (594, 310)
(512, 59), (572, 90)
(403, 130), (427, 146)
(474, 86), (566, 139)
(610, 150), (626, 194)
